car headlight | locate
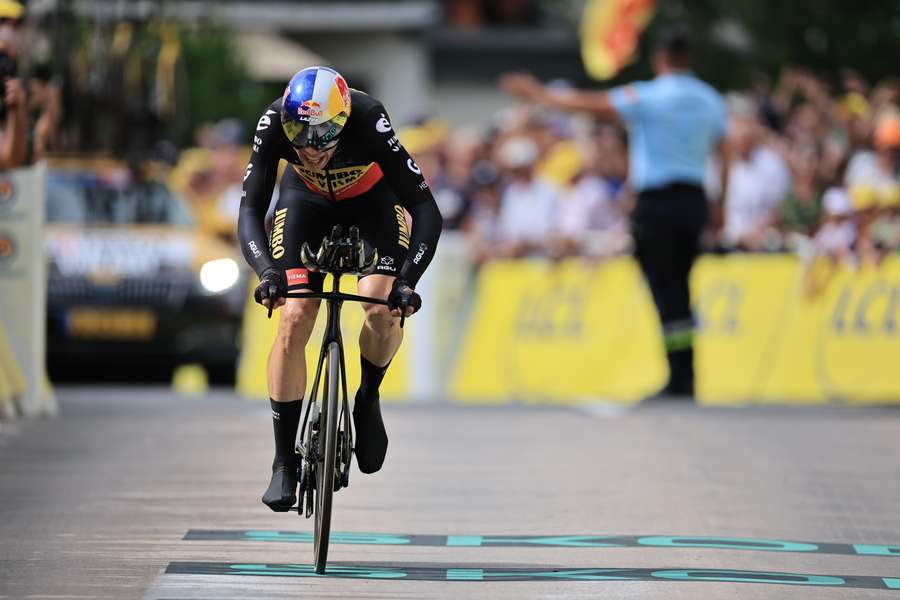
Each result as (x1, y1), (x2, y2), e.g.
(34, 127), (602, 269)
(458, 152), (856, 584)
(200, 258), (240, 293)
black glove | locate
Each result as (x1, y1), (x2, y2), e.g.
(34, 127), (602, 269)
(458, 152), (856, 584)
(387, 278), (421, 328)
(254, 268), (287, 318)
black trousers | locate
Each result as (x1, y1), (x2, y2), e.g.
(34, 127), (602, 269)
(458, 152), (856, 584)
(631, 183), (708, 396)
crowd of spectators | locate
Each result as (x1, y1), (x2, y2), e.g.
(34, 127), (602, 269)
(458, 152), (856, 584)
(0, 0), (61, 172)
(408, 67), (900, 270)
(165, 65), (899, 278)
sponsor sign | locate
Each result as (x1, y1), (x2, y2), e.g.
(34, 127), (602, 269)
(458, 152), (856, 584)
(451, 255), (900, 404)
(286, 268), (309, 285)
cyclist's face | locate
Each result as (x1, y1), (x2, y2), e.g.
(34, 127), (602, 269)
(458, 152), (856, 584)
(295, 145), (337, 170)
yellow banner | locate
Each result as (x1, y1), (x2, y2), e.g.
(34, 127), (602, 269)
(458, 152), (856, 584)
(451, 255), (900, 405)
(237, 276), (409, 401)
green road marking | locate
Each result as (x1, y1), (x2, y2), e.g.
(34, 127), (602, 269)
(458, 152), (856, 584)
(638, 536), (819, 552)
(651, 569), (846, 586)
(447, 569), (485, 581)
(184, 530), (900, 558)
(446, 536), (483, 546)
(854, 544), (900, 556)
(164, 563), (900, 590)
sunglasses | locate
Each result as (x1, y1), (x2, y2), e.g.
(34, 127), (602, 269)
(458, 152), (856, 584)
(283, 116), (346, 151)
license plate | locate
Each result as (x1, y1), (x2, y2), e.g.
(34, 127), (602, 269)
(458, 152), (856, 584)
(67, 308), (157, 340)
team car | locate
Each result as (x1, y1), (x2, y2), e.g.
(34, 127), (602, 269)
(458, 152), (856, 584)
(44, 159), (248, 381)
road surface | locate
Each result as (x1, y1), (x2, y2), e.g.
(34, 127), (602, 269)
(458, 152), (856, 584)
(1, 387), (899, 598)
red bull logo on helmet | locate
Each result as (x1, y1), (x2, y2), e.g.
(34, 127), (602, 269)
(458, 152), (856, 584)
(298, 100), (323, 118)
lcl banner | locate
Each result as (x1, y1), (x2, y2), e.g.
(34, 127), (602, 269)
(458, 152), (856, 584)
(0, 163), (55, 417)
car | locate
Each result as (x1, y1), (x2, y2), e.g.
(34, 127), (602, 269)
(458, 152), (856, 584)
(44, 159), (248, 382)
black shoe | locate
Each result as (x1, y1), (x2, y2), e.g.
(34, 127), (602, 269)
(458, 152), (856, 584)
(352, 388), (388, 474)
(262, 457), (298, 512)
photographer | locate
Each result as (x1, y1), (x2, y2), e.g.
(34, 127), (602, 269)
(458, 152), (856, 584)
(0, 0), (26, 170)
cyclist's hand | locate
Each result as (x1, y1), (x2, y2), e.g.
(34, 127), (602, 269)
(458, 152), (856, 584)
(387, 278), (421, 327)
(254, 268), (287, 317)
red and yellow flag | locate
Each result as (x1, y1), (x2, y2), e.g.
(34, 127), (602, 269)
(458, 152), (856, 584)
(580, 0), (656, 80)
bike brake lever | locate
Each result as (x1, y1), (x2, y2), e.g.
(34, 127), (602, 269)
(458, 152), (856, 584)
(399, 298), (407, 329)
(267, 284), (277, 319)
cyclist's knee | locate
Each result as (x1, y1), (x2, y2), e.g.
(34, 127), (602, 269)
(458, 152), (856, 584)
(276, 298), (320, 348)
(362, 302), (395, 332)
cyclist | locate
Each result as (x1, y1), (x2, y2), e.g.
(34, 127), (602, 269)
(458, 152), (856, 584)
(237, 66), (442, 511)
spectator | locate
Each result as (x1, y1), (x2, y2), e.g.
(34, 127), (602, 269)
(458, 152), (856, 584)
(722, 103), (792, 250)
(847, 111), (900, 263)
(0, 0), (26, 171)
(26, 64), (62, 162)
(494, 135), (558, 258)
(465, 162), (504, 266)
(815, 187), (857, 261)
(551, 134), (630, 258)
(777, 148), (823, 246)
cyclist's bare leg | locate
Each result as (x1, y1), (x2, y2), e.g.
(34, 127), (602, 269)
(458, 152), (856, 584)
(353, 274), (399, 474)
(262, 295), (320, 511)
(267, 296), (321, 401)
(357, 275), (402, 366)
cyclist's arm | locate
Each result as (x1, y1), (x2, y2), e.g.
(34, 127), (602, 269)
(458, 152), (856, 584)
(237, 108), (281, 277)
(363, 105), (443, 287)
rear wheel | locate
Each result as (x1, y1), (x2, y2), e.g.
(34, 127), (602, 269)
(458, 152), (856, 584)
(313, 341), (340, 574)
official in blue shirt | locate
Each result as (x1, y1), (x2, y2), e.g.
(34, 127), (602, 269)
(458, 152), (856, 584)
(502, 29), (728, 401)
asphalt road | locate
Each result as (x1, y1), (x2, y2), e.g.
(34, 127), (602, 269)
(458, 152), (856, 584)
(1, 387), (899, 599)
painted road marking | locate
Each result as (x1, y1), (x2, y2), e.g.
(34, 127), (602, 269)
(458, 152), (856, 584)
(183, 530), (900, 557)
(163, 563), (900, 591)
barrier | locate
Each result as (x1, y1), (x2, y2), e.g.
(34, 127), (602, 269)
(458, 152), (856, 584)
(450, 254), (900, 405)
(0, 165), (56, 418)
(0, 321), (24, 419)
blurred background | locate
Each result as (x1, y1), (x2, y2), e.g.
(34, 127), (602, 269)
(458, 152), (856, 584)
(0, 0), (898, 411)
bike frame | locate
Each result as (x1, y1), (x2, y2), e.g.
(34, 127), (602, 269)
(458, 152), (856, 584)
(288, 274), (389, 515)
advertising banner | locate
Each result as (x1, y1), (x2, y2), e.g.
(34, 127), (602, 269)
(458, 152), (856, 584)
(0, 164), (55, 417)
(451, 255), (900, 405)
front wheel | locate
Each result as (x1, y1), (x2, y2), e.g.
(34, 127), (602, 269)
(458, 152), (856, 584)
(313, 341), (340, 574)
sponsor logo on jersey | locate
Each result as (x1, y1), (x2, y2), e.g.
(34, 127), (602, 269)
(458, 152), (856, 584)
(394, 205), (410, 250)
(286, 268), (309, 285)
(413, 243), (428, 264)
(243, 163), (253, 183)
(376, 114), (392, 133)
(407, 158), (421, 175)
(256, 109), (277, 131)
(270, 207), (288, 259)
(378, 256), (396, 272)
(292, 162), (385, 201)
(252, 136), (263, 153)
(247, 240), (262, 259)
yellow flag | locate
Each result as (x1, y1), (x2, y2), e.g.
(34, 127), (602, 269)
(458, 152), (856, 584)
(581, 0), (656, 80)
